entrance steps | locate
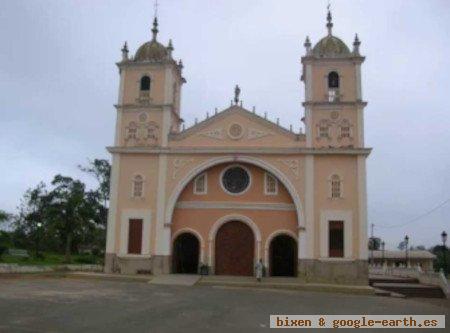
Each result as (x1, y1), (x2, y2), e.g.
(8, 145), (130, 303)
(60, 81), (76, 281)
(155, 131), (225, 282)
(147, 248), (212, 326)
(198, 275), (374, 295)
(369, 275), (445, 298)
(148, 274), (200, 286)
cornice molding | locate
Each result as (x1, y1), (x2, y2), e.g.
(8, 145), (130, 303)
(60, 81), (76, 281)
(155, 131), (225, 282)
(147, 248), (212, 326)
(175, 201), (296, 211)
(114, 103), (183, 122)
(106, 146), (372, 156)
(169, 105), (302, 141)
(302, 101), (368, 107)
(115, 103), (172, 110)
(301, 56), (365, 64)
(116, 60), (186, 83)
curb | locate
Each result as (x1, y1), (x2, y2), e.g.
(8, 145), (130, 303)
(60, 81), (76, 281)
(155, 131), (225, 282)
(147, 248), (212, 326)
(66, 272), (152, 283)
(197, 279), (375, 295)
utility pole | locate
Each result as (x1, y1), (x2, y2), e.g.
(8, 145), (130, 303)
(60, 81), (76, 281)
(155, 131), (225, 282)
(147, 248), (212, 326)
(370, 223), (374, 266)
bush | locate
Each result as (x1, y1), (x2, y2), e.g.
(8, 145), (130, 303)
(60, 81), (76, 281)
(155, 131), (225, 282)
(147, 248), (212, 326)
(0, 245), (7, 259)
(91, 247), (101, 256)
(74, 254), (98, 264)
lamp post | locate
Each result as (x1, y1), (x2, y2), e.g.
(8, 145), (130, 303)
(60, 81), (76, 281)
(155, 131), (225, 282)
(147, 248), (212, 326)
(35, 222), (42, 258)
(404, 235), (409, 268)
(441, 231), (447, 275)
(381, 241), (385, 267)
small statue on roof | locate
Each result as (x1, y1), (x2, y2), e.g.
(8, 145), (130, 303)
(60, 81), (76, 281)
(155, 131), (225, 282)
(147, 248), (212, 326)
(234, 84), (241, 105)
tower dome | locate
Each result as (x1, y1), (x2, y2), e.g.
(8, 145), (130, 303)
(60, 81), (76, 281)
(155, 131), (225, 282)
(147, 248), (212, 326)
(312, 35), (350, 57)
(134, 17), (170, 62)
(311, 9), (351, 58)
(135, 40), (168, 62)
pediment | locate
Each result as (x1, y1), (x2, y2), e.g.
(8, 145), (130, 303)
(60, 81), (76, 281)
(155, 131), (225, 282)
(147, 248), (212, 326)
(169, 105), (305, 148)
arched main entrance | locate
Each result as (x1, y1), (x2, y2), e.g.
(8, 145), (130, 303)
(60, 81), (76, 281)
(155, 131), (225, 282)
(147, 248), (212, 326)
(172, 233), (199, 274)
(269, 235), (297, 277)
(215, 221), (254, 276)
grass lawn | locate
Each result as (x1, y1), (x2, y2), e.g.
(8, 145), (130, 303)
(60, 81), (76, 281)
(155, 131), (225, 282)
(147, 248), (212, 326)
(0, 252), (103, 266)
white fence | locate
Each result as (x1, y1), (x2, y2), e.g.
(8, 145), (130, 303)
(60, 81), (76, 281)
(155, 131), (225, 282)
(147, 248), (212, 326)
(369, 266), (449, 299)
(0, 263), (103, 274)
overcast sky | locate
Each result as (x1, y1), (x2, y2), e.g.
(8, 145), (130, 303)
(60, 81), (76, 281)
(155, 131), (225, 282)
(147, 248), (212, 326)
(1, 0), (449, 249)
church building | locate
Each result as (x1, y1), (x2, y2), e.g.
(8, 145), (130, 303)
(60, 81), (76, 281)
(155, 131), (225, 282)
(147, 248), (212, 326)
(104, 10), (370, 284)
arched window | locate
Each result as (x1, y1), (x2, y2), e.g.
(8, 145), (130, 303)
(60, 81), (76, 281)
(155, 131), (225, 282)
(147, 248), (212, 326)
(339, 119), (351, 139)
(140, 76), (151, 91)
(125, 122), (138, 143)
(193, 173), (207, 195)
(264, 172), (278, 195)
(317, 120), (330, 139)
(132, 175), (144, 198)
(328, 71), (339, 88)
(330, 175), (341, 198)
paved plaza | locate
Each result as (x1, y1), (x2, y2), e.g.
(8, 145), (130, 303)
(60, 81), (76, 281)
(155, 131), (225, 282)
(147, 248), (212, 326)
(0, 276), (448, 332)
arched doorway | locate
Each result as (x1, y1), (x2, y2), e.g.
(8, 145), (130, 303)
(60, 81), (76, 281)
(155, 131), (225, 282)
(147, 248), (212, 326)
(172, 233), (199, 274)
(215, 221), (254, 276)
(269, 235), (297, 277)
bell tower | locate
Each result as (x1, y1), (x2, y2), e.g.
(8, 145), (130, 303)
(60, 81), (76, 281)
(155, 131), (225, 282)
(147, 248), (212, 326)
(115, 17), (185, 148)
(301, 9), (366, 149)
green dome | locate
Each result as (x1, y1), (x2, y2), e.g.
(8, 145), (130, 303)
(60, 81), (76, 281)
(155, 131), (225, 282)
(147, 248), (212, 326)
(312, 35), (350, 58)
(134, 40), (168, 62)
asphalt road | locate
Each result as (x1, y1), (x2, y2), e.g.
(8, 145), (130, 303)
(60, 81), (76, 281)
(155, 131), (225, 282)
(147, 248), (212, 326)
(0, 276), (448, 332)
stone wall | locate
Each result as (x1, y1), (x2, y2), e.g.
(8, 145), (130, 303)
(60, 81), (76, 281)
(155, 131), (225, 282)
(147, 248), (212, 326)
(104, 254), (171, 275)
(298, 259), (368, 285)
(0, 264), (103, 274)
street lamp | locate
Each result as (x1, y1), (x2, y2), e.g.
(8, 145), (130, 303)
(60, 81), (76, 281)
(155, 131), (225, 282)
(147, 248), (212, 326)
(35, 222), (43, 258)
(404, 235), (409, 268)
(381, 241), (385, 266)
(441, 231), (447, 275)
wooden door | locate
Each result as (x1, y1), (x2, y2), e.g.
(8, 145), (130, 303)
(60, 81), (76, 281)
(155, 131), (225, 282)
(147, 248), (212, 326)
(128, 219), (143, 254)
(215, 221), (254, 276)
(329, 220), (344, 258)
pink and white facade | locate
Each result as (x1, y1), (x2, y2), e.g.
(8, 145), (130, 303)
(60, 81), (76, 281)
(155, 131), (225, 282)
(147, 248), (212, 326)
(104, 11), (371, 284)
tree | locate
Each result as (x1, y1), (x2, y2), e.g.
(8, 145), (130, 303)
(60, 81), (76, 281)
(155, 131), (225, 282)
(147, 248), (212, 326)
(0, 210), (10, 224)
(397, 240), (407, 251)
(0, 210), (12, 259)
(79, 159), (111, 252)
(46, 175), (95, 262)
(368, 237), (381, 250)
(13, 183), (49, 252)
(79, 159), (111, 206)
(431, 245), (450, 276)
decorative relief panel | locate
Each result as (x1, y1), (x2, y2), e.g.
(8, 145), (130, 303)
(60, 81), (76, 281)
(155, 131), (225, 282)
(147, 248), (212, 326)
(172, 158), (194, 180)
(315, 111), (353, 146)
(278, 159), (301, 179)
(124, 112), (159, 147)
(198, 125), (274, 142)
(247, 128), (273, 140)
(136, 91), (151, 105)
(199, 128), (224, 140)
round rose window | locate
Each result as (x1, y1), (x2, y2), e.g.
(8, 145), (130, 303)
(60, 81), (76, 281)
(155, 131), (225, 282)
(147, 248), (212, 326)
(222, 166), (250, 194)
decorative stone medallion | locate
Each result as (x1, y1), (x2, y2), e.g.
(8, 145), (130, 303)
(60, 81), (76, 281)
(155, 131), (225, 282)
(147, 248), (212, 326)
(228, 123), (244, 140)
(330, 111), (339, 120)
(139, 112), (148, 122)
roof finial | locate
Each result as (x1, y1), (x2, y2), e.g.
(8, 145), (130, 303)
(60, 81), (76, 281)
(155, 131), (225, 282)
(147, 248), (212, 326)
(234, 85), (241, 105)
(326, 2), (333, 36)
(304, 36), (312, 55)
(152, 0), (159, 40)
(154, 0), (159, 18)
(121, 41), (129, 61)
(353, 33), (361, 55)
(167, 39), (174, 55)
